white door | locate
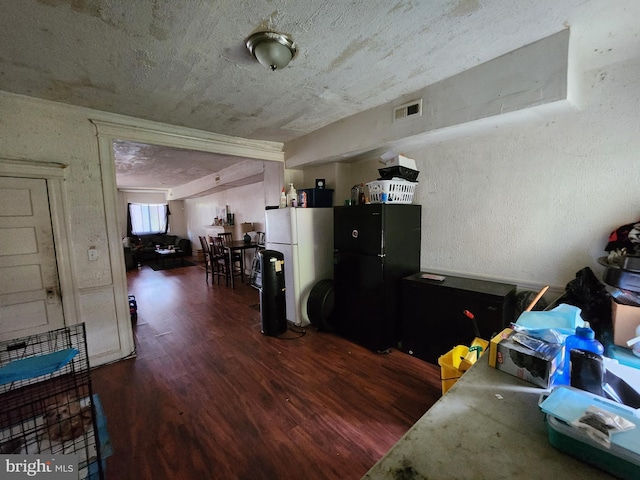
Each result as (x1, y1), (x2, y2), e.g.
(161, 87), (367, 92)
(0, 177), (65, 341)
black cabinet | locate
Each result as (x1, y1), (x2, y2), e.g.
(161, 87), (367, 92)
(401, 272), (516, 364)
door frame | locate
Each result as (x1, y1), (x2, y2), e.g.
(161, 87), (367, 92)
(90, 118), (286, 365)
(0, 157), (78, 328)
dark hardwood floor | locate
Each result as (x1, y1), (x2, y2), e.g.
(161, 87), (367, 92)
(92, 260), (442, 480)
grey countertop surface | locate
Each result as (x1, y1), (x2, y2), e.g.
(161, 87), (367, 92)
(362, 355), (619, 480)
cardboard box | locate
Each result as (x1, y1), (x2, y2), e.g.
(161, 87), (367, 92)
(489, 328), (563, 388)
(383, 154), (417, 170)
(612, 299), (640, 347)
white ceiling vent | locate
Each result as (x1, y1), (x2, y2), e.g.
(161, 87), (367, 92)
(393, 99), (423, 122)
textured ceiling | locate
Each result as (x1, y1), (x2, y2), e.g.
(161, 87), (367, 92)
(112, 140), (242, 189)
(0, 0), (621, 189)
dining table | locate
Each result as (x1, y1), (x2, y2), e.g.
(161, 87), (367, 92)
(221, 240), (259, 288)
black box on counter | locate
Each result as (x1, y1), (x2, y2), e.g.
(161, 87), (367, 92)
(298, 188), (334, 208)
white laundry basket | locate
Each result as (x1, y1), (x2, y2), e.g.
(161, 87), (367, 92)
(367, 179), (416, 204)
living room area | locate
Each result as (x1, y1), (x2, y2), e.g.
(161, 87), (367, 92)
(118, 190), (190, 269)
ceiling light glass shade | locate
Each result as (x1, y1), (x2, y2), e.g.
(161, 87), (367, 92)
(246, 31), (296, 71)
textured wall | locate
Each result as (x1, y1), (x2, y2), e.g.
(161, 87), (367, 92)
(0, 92), (127, 360)
(184, 182), (268, 251)
(330, 54), (640, 292)
(398, 55), (640, 291)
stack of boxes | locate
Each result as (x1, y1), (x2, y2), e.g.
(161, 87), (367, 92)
(367, 154), (419, 204)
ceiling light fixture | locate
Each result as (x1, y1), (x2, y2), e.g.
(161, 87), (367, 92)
(246, 31), (297, 71)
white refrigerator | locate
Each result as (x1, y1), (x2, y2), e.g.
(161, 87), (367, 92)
(265, 207), (334, 326)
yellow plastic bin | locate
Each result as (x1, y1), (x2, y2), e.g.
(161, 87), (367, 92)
(438, 345), (469, 394)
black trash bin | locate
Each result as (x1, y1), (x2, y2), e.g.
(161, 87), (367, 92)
(259, 250), (287, 336)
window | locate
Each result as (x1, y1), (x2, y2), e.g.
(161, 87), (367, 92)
(128, 203), (169, 236)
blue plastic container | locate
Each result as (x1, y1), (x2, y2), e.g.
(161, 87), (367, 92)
(540, 386), (640, 480)
(557, 322), (604, 385)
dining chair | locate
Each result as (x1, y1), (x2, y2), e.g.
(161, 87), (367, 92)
(217, 231), (233, 244)
(217, 232), (244, 283)
(210, 236), (230, 286)
(198, 235), (212, 283)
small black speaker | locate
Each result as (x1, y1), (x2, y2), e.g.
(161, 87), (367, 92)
(315, 178), (325, 189)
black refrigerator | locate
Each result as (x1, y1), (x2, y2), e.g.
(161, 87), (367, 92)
(333, 204), (421, 352)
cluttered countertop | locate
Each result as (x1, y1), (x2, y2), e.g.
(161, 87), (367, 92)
(364, 251), (640, 479)
(362, 353), (622, 479)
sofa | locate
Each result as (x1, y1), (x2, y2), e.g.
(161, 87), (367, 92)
(129, 234), (192, 265)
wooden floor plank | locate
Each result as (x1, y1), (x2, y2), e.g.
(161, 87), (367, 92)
(91, 261), (442, 479)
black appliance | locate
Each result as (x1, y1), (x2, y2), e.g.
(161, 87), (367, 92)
(602, 254), (640, 292)
(333, 204), (421, 352)
(401, 272), (516, 364)
(259, 250), (287, 336)
(297, 188), (334, 208)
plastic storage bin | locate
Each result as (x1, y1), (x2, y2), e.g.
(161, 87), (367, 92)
(546, 415), (639, 480)
(540, 386), (640, 480)
(367, 179), (416, 204)
(438, 345), (469, 394)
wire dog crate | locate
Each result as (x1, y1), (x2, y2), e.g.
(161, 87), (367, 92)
(0, 324), (110, 479)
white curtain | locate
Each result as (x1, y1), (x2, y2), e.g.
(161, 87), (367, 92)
(129, 203), (168, 235)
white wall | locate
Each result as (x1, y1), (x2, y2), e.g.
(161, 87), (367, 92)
(294, 51), (640, 296)
(184, 182), (268, 251)
(0, 92), (132, 364)
(300, 160), (383, 207)
(403, 55), (640, 291)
